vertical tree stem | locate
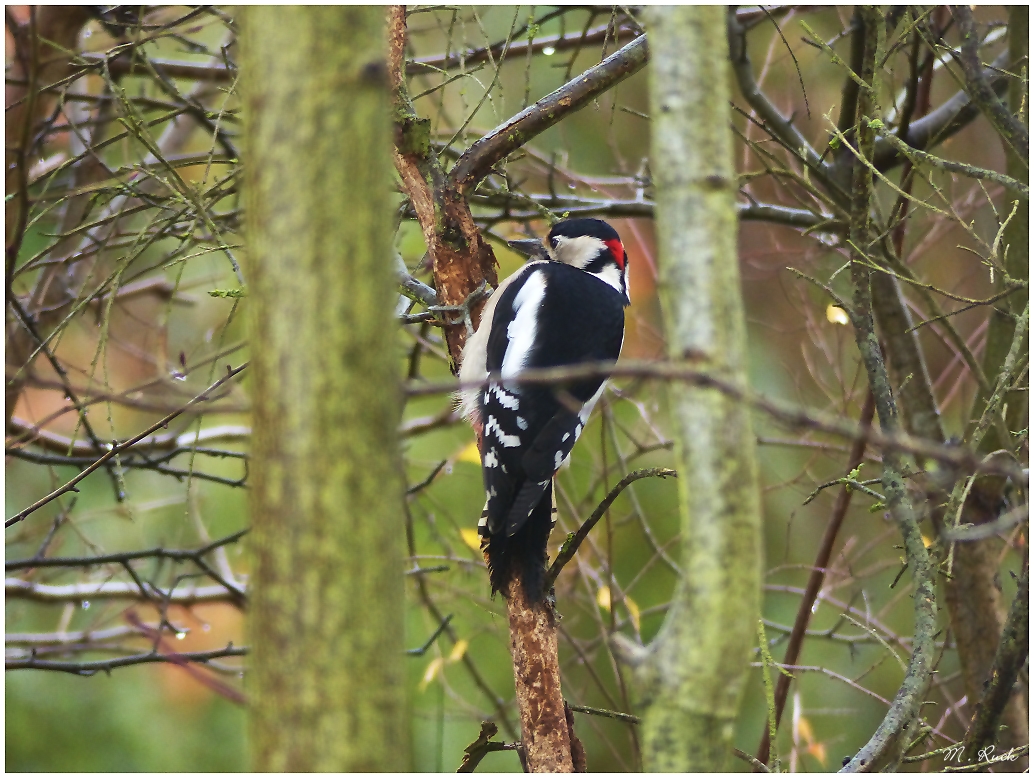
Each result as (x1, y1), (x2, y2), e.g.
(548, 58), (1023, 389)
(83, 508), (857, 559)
(639, 7), (762, 770)
(505, 578), (576, 772)
(241, 8), (408, 771)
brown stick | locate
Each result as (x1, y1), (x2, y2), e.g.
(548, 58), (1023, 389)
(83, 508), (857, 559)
(755, 391), (875, 768)
(388, 6), (497, 369)
(505, 576), (575, 773)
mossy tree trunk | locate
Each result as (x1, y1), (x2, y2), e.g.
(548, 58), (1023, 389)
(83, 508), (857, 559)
(638, 6), (762, 771)
(240, 8), (409, 771)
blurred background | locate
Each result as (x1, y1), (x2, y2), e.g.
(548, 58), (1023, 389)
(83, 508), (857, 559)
(6, 5), (1026, 771)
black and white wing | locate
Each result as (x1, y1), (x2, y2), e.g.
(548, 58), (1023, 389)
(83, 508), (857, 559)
(479, 262), (626, 539)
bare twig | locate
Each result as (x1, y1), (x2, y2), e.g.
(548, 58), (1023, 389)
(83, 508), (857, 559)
(545, 467), (677, 589)
(415, 21), (637, 74)
(5, 578), (243, 605)
(567, 703), (641, 724)
(404, 360), (1025, 480)
(5, 363), (249, 528)
(872, 51), (1013, 170)
(456, 721), (517, 772)
(6, 643), (247, 676)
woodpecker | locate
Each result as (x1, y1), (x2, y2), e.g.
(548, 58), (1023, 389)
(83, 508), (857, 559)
(459, 218), (629, 600)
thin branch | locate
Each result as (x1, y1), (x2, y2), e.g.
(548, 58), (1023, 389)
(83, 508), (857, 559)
(78, 52), (235, 82)
(6, 624), (157, 646)
(450, 35), (649, 193)
(727, 9), (837, 197)
(413, 21), (638, 74)
(876, 125), (1028, 196)
(7, 419), (251, 457)
(5, 578), (243, 606)
(873, 52), (1014, 171)
(404, 360), (1025, 481)
(567, 703), (641, 724)
(5, 529), (248, 572)
(545, 467), (677, 589)
(469, 190), (835, 229)
(406, 613), (454, 656)
(5, 363), (249, 527)
(456, 721), (517, 773)
(6, 643), (247, 676)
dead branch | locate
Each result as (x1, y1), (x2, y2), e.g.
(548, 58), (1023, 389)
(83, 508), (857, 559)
(504, 578), (575, 772)
(389, 6), (498, 368)
(456, 721), (517, 772)
(450, 34), (649, 193)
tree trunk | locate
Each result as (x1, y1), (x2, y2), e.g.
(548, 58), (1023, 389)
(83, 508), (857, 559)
(240, 8), (409, 771)
(638, 6), (762, 770)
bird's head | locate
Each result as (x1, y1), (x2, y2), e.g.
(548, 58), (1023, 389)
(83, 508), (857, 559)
(507, 217), (629, 303)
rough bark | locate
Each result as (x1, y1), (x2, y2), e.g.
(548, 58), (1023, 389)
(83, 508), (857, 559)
(387, 6), (497, 371)
(389, 6), (572, 768)
(638, 6), (762, 770)
(504, 578), (576, 773)
(241, 8), (408, 771)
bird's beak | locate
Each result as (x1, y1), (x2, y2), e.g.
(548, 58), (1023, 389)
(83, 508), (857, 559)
(507, 238), (550, 262)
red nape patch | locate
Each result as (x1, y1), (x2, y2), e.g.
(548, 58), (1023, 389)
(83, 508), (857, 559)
(605, 238), (626, 270)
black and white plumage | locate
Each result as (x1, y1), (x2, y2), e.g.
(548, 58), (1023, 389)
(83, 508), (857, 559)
(459, 218), (629, 599)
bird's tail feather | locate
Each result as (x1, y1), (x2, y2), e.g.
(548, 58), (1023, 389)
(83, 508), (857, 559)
(484, 494), (556, 601)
